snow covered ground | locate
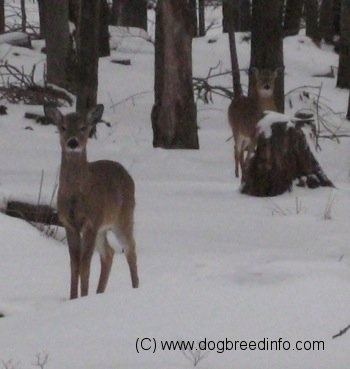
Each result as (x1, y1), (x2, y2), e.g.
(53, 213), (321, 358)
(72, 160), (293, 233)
(1, 4), (350, 369)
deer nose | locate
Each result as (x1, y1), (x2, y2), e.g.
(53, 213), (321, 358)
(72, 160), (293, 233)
(263, 84), (271, 90)
(67, 137), (79, 149)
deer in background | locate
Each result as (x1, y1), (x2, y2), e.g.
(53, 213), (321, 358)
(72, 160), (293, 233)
(44, 104), (139, 299)
(228, 67), (279, 178)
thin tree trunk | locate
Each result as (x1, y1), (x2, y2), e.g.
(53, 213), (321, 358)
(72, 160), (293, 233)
(37, 0), (47, 38)
(99, 0), (110, 57)
(0, 0), (4, 34)
(198, 0), (205, 36)
(249, 0), (284, 112)
(239, 0), (250, 31)
(347, 90), (350, 119)
(305, 0), (321, 43)
(46, 0), (70, 89)
(189, 0), (198, 37)
(151, 0), (198, 149)
(20, 0), (26, 32)
(320, 0), (335, 43)
(284, 0), (303, 36)
(76, 0), (101, 114)
(111, 0), (147, 31)
(337, 0), (350, 88)
(228, 28), (242, 98)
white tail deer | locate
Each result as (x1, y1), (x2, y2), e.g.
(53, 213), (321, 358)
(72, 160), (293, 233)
(44, 104), (139, 299)
(228, 68), (278, 178)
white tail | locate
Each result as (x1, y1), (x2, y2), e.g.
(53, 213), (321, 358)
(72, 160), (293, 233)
(228, 68), (278, 178)
(44, 104), (139, 299)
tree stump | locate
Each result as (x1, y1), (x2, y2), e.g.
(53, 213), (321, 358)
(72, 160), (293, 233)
(241, 112), (334, 197)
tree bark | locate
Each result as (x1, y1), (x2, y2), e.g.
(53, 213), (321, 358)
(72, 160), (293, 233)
(249, 0), (284, 112)
(111, 0), (147, 31)
(45, 0), (70, 89)
(283, 0), (303, 37)
(305, 0), (321, 43)
(337, 0), (350, 88)
(320, 0), (335, 43)
(37, 0), (47, 38)
(241, 120), (334, 197)
(198, 0), (205, 36)
(76, 0), (101, 115)
(189, 0), (198, 37)
(20, 0), (26, 32)
(151, 0), (198, 149)
(99, 0), (110, 57)
(0, 0), (5, 34)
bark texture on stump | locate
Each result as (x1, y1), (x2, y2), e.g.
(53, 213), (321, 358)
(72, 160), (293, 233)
(241, 119), (333, 197)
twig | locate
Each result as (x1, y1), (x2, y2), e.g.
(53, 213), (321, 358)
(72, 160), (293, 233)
(333, 324), (350, 339)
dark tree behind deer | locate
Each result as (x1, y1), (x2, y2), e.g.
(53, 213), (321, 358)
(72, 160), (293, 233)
(249, 0), (284, 112)
(151, 0), (199, 149)
(45, 0), (70, 89)
(76, 0), (101, 114)
(111, 0), (147, 31)
(320, 0), (335, 43)
(283, 0), (303, 36)
(337, 0), (350, 88)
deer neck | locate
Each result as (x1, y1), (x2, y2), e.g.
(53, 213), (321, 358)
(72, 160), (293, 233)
(59, 150), (90, 196)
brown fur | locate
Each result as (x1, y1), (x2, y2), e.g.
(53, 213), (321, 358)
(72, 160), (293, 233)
(228, 68), (278, 178)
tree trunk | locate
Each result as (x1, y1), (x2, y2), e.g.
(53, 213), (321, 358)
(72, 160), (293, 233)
(76, 0), (101, 115)
(283, 0), (303, 36)
(37, 0), (47, 38)
(337, 0), (350, 88)
(189, 0), (198, 37)
(0, 0), (4, 34)
(151, 0), (199, 149)
(46, 0), (70, 89)
(222, 0), (239, 33)
(99, 0), (110, 57)
(347, 90), (350, 119)
(111, 0), (147, 31)
(305, 0), (321, 43)
(20, 0), (26, 32)
(249, 0), (284, 112)
(241, 119), (333, 197)
(320, 0), (335, 43)
(198, 0), (205, 36)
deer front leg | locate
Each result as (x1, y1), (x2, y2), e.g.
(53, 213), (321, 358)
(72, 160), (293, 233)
(80, 227), (97, 297)
(65, 227), (81, 300)
(97, 236), (115, 294)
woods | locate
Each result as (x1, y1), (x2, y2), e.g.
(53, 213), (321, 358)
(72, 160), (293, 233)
(0, 0), (348, 198)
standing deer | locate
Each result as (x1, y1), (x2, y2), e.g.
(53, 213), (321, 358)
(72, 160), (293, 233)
(44, 104), (139, 299)
(228, 68), (278, 178)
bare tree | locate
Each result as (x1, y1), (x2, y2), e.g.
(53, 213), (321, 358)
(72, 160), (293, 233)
(37, 0), (47, 38)
(337, 0), (350, 88)
(223, 0), (250, 33)
(151, 0), (199, 149)
(320, 0), (335, 43)
(45, 0), (70, 89)
(20, 0), (26, 31)
(198, 0), (205, 36)
(249, 0), (284, 112)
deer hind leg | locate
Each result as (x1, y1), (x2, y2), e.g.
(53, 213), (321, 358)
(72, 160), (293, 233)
(80, 227), (97, 297)
(114, 209), (139, 288)
(65, 227), (81, 300)
(96, 233), (115, 294)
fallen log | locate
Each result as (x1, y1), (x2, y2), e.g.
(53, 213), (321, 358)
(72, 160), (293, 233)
(5, 201), (62, 227)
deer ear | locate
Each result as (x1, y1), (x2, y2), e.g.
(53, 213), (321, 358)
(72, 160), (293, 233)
(44, 105), (63, 126)
(86, 104), (104, 125)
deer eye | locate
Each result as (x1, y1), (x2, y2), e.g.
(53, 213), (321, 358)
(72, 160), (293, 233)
(60, 125), (67, 132)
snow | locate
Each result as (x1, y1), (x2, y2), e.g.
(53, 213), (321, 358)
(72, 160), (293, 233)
(257, 111), (292, 138)
(1, 3), (350, 369)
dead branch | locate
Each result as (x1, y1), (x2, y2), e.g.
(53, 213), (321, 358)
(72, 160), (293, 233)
(0, 62), (73, 106)
(333, 324), (350, 339)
